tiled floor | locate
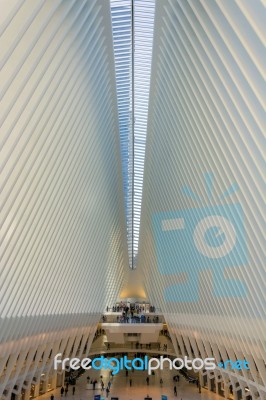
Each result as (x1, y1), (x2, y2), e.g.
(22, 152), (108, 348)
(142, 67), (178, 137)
(36, 334), (225, 400)
(37, 366), (224, 400)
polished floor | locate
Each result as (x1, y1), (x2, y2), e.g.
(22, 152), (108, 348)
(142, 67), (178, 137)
(37, 365), (225, 400)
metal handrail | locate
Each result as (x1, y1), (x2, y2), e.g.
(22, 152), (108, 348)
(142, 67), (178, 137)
(101, 316), (163, 323)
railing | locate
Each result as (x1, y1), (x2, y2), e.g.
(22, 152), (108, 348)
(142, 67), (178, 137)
(88, 344), (176, 356)
(101, 315), (164, 324)
(105, 306), (162, 314)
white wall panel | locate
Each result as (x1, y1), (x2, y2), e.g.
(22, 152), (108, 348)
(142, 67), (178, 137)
(138, 0), (265, 395)
(0, 0), (128, 397)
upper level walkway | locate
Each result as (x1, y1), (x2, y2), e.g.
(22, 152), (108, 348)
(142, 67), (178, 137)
(90, 330), (175, 356)
(102, 313), (164, 324)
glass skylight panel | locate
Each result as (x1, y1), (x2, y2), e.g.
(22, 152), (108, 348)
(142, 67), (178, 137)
(111, 0), (155, 268)
(111, 0), (133, 266)
(133, 0), (155, 266)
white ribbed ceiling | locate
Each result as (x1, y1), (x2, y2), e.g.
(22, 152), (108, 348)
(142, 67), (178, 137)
(138, 0), (265, 393)
(0, 0), (265, 398)
(0, 0), (128, 321)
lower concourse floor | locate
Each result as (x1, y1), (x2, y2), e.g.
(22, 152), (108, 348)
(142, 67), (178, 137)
(35, 365), (224, 400)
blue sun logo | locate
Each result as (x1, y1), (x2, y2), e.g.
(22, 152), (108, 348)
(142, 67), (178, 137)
(153, 172), (248, 302)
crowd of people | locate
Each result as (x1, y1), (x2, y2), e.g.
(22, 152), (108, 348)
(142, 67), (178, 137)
(115, 314), (160, 324)
(104, 302), (161, 325)
(49, 360), (194, 400)
(58, 383), (76, 397)
(132, 343), (153, 350)
(106, 302), (157, 314)
(85, 375), (113, 398)
(123, 362), (183, 398)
